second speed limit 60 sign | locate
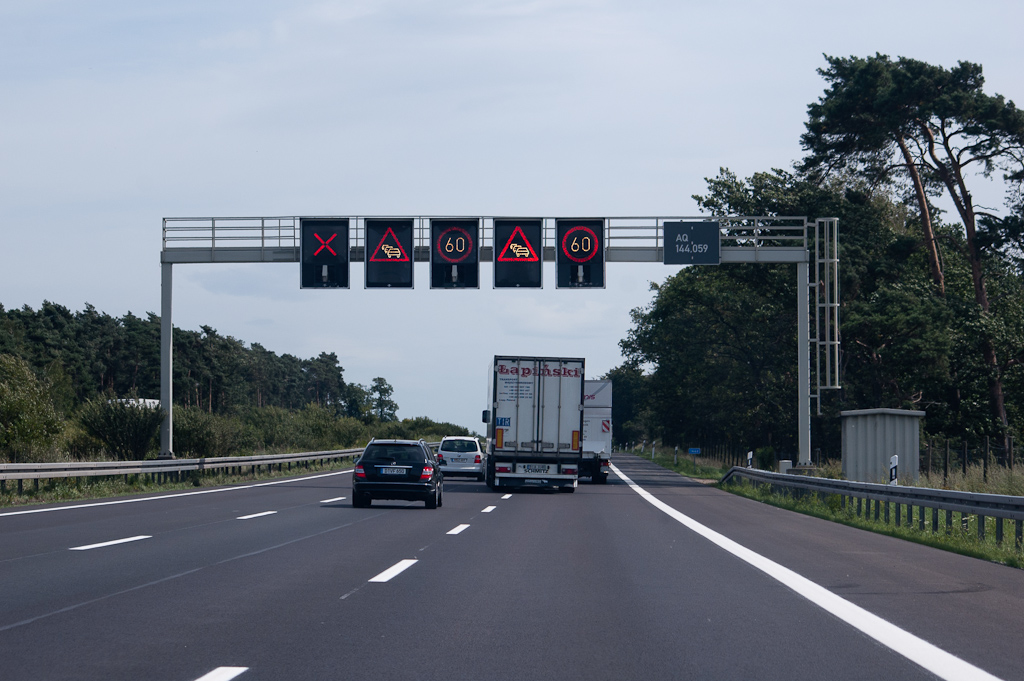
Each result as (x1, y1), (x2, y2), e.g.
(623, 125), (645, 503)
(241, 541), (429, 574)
(430, 219), (479, 288)
(556, 218), (605, 288)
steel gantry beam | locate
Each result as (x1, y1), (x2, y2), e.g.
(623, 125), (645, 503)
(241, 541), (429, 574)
(160, 216), (839, 466)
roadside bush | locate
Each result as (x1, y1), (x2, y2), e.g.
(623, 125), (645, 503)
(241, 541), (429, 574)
(754, 446), (776, 471)
(242, 406), (292, 450)
(0, 354), (63, 461)
(78, 393), (164, 460)
(173, 407), (218, 458)
(62, 421), (104, 460)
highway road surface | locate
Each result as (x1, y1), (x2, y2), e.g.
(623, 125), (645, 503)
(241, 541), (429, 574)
(2, 453), (1022, 680)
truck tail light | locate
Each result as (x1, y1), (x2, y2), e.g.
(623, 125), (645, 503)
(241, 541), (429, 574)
(474, 454), (482, 464)
(496, 464), (511, 473)
(562, 466), (577, 475)
(420, 466), (434, 481)
(601, 460), (610, 468)
(354, 465), (366, 479)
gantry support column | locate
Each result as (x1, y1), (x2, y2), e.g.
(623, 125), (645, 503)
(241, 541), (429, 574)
(159, 262), (174, 459)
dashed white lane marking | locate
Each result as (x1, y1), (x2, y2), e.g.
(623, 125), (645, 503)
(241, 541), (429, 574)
(501, 494), (512, 499)
(320, 496), (347, 503)
(236, 511), (277, 520)
(0, 469), (352, 518)
(369, 559), (418, 583)
(482, 506), (497, 513)
(609, 462), (1003, 681)
(69, 535), (151, 551)
(447, 524), (470, 535)
(194, 667), (248, 681)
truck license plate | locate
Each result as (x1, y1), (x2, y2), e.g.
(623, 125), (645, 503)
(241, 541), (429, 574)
(518, 464), (552, 474)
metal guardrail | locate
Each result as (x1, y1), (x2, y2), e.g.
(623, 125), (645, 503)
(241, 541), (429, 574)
(0, 449), (361, 481)
(720, 467), (1024, 544)
(0, 442), (443, 484)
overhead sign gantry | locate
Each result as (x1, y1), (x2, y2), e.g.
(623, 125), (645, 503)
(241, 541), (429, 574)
(161, 215), (840, 467)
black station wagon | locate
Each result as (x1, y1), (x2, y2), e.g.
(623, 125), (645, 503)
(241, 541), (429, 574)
(352, 439), (444, 509)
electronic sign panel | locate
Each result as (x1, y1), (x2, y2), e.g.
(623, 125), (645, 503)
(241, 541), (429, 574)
(365, 219), (414, 288)
(430, 219), (479, 289)
(493, 219), (543, 288)
(556, 218), (605, 288)
(663, 221), (721, 265)
(300, 218), (349, 289)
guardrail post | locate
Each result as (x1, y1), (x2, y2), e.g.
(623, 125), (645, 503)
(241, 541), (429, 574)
(895, 502), (900, 527)
(996, 517), (1003, 546)
(946, 509), (952, 534)
(978, 515), (986, 541)
(931, 507), (938, 533)
(984, 436), (989, 483)
(1016, 519), (1022, 549)
(884, 501), (890, 525)
(944, 438), (949, 485)
(856, 496), (862, 517)
(918, 505), (925, 531)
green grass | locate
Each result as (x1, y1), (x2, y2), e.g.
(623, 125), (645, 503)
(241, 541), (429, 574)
(0, 458), (354, 509)
(719, 477), (1024, 569)
(628, 446), (731, 480)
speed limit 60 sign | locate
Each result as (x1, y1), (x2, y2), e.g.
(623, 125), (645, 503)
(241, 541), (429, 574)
(430, 219), (480, 289)
(556, 218), (605, 288)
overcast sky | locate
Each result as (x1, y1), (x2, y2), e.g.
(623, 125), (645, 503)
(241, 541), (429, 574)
(2, 1), (1023, 434)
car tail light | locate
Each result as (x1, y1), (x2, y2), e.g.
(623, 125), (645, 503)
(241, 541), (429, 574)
(474, 454), (482, 464)
(420, 466), (434, 481)
(354, 465), (366, 479)
(495, 465), (511, 473)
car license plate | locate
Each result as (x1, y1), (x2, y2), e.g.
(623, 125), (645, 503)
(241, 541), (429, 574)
(452, 457), (467, 463)
(518, 464), (552, 474)
(380, 467), (404, 475)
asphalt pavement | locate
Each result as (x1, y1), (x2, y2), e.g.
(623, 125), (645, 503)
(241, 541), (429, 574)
(1, 453), (1021, 680)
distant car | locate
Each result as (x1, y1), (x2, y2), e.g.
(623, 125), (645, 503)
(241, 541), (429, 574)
(437, 436), (485, 481)
(352, 439), (443, 509)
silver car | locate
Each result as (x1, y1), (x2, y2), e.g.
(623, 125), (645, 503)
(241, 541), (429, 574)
(437, 436), (485, 481)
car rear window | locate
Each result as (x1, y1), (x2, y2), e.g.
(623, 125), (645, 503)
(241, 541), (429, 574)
(360, 444), (425, 463)
(440, 440), (479, 453)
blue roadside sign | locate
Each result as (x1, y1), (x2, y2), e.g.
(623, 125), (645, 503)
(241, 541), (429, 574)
(688, 447), (700, 454)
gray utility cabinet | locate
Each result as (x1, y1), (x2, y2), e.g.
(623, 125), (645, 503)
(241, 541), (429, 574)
(841, 408), (925, 483)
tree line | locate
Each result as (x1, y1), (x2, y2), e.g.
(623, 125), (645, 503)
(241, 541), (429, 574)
(0, 303), (464, 461)
(608, 54), (1024, 463)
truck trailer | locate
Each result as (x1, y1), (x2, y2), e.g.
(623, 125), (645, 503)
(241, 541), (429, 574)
(482, 356), (585, 492)
(581, 379), (612, 483)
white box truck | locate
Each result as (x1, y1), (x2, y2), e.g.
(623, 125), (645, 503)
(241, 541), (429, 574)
(581, 379), (612, 484)
(482, 356), (585, 492)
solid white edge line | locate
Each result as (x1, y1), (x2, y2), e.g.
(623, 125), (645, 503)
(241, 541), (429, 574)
(368, 559), (418, 583)
(236, 511), (277, 520)
(320, 496), (347, 503)
(193, 667), (249, 681)
(0, 469), (352, 518)
(482, 505), (496, 513)
(447, 524), (470, 535)
(501, 494), (512, 499)
(70, 535), (151, 551)
(609, 462), (1003, 681)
